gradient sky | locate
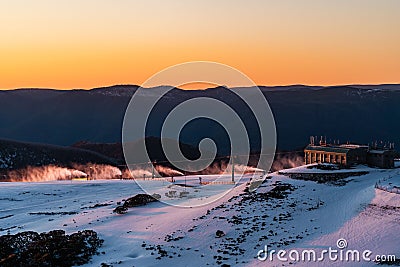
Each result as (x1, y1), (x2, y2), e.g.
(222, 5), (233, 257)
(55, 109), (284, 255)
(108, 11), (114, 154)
(0, 0), (399, 89)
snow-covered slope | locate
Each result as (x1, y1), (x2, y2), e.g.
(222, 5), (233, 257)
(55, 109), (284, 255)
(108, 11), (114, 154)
(1, 165), (399, 266)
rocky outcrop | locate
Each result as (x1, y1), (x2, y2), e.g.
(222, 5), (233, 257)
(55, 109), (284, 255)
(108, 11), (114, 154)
(279, 171), (369, 184)
(113, 193), (161, 214)
(0, 230), (103, 266)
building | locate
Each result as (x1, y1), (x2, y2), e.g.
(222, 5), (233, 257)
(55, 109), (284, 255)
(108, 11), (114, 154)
(367, 149), (396, 169)
(304, 136), (396, 169)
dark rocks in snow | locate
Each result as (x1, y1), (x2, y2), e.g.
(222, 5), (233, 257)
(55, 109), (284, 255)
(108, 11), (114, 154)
(215, 230), (225, 238)
(113, 206), (128, 214)
(187, 225), (197, 232)
(142, 243), (170, 259)
(376, 258), (400, 266)
(227, 215), (242, 225)
(123, 194), (160, 208)
(164, 234), (184, 242)
(86, 202), (111, 209)
(140, 179), (323, 266)
(28, 211), (78, 215)
(0, 230), (103, 266)
(241, 182), (296, 203)
(280, 171), (369, 185)
(113, 193), (160, 214)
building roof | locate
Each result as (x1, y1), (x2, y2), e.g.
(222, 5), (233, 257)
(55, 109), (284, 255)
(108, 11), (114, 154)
(369, 149), (395, 154)
(339, 144), (369, 149)
(305, 145), (351, 154)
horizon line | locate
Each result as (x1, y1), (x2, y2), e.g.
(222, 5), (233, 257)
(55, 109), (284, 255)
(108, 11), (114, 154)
(1, 83), (400, 91)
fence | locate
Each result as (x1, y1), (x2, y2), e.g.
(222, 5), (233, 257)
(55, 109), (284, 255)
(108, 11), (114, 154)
(200, 181), (235, 185)
(375, 172), (400, 194)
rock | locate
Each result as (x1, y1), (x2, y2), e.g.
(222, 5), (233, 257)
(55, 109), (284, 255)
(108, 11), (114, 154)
(113, 206), (128, 214)
(123, 194), (159, 208)
(0, 230), (103, 266)
(113, 193), (159, 214)
(152, 193), (161, 200)
(215, 230), (225, 238)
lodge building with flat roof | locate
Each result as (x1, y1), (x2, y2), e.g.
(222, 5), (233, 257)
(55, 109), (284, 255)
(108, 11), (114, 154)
(304, 137), (396, 169)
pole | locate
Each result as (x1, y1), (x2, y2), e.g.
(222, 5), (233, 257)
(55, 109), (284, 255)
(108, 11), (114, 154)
(151, 162), (154, 179)
(231, 156), (235, 183)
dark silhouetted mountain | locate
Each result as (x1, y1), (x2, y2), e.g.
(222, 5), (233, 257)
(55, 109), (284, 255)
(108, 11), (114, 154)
(0, 139), (116, 171)
(1, 84), (400, 154)
(71, 137), (202, 164)
(71, 141), (124, 162)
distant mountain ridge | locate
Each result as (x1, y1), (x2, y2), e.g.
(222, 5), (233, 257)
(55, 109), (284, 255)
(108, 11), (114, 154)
(4, 83), (400, 92)
(0, 138), (116, 171)
(1, 84), (400, 153)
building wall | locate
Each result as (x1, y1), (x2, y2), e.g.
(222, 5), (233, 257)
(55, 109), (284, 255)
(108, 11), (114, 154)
(347, 149), (368, 165)
(304, 150), (348, 166)
(367, 152), (395, 169)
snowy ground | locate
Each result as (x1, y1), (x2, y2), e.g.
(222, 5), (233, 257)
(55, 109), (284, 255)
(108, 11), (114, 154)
(1, 165), (400, 266)
(279, 164), (372, 174)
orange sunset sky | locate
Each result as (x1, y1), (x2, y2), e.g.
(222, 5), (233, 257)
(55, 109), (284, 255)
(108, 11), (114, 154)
(0, 0), (399, 89)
